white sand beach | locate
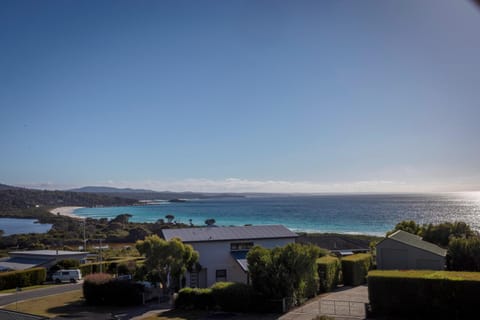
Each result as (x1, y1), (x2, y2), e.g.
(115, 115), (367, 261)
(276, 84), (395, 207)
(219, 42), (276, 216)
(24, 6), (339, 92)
(49, 206), (85, 219)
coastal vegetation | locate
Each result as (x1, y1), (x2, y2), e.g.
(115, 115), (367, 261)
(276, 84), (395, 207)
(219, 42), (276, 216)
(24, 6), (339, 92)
(247, 243), (321, 306)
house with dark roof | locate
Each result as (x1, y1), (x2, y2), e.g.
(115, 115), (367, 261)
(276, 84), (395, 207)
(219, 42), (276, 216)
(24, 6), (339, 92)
(162, 225), (298, 288)
(376, 230), (446, 270)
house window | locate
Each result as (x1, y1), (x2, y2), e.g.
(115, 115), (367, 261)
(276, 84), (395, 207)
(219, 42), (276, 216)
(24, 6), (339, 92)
(230, 242), (254, 251)
(216, 269), (227, 282)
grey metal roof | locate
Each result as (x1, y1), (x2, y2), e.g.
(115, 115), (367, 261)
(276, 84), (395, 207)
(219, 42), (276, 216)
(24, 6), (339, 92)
(9, 250), (86, 256)
(388, 230), (447, 257)
(0, 257), (51, 271)
(162, 225), (298, 243)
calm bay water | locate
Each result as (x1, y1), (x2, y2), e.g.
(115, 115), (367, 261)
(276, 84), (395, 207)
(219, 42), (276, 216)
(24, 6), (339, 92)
(74, 193), (480, 236)
(0, 218), (52, 236)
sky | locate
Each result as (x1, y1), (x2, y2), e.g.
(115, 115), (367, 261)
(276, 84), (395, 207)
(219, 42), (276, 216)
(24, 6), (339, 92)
(1, 0), (480, 193)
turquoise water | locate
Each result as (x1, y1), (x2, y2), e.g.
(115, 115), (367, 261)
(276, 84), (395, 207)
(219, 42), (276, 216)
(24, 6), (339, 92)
(74, 193), (480, 236)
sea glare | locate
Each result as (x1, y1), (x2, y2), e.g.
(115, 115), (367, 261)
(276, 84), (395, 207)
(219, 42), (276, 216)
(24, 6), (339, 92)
(74, 193), (480, 236)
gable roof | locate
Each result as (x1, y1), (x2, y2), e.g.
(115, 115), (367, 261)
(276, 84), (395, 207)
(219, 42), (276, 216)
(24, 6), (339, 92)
(385, 230), (446, 257)
(162, 225), (298, 243)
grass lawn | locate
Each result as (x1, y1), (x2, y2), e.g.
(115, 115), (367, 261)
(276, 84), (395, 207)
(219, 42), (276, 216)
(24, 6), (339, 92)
(4, 290), (278, 320)
(4, 290), (85, 317)
(138, 309), (278, 320)
(139, 309), (209, 320)
(3, 290), (136, 318)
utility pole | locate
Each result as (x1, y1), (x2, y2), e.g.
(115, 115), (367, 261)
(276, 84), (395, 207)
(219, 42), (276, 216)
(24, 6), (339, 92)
(92, 238), (105, 273)
(83, 219), (87, 252)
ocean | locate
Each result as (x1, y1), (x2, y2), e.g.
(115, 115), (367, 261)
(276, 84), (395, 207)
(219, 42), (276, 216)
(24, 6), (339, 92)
(74, 193), (480, 236)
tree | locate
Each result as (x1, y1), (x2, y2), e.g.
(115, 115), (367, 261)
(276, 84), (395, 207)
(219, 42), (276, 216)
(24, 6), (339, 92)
(447, 237), (480, 271)
(386, 220), (422, 237)
(111, 213), (132, 225)
(247, 243), (320, 305)
(165, 214), (175, 223)
(205, 218), (216, 226)
(136, 235), (198, 293)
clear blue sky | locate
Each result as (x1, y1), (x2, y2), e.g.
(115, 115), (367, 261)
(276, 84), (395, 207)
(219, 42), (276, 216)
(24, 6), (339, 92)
(1, 0), (479, 193)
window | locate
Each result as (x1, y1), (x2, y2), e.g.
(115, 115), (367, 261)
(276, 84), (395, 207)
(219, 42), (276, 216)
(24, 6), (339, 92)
(216, 269), (227, 282)
(230, 242), (254, 251)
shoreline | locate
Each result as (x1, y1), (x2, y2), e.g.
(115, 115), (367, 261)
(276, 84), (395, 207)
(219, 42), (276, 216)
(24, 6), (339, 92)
(49, 206), (85, 220)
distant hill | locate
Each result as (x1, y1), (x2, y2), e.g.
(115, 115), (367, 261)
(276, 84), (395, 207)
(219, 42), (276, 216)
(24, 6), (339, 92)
(68, 186), (245, 201)
(0, 187), (137, 212)
(0, 183), (23, 191)
(70, 186), (156, 193)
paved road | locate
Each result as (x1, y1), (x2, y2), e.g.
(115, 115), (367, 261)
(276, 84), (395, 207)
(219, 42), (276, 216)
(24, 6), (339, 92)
(0, 282), (82, 307)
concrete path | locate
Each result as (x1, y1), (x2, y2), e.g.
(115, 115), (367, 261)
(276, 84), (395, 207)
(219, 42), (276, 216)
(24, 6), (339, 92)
(279, 285), (369, 320)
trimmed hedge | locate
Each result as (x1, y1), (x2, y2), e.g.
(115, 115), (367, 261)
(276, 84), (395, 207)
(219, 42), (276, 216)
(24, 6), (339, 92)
(0, 267), (46, 290)
(82, 273), (143, 306)
(176, 282), (262, 312)
(317, 256), (340, 292)
(211, 282), (260, 312)
(368, 270), (480, 319)
(341, 253), (372, 286)
(175, 287), (215, 310)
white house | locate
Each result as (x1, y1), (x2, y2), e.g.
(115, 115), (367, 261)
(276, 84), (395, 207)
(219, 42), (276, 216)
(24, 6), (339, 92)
(376, 230), (446, 270)
(162, 225), (298, 288)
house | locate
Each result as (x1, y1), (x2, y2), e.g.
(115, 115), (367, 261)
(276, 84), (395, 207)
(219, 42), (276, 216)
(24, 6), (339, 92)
(376, 230), (446, 270)
(297, 233), (370, 257)
(0, 250), (89, 271)
(162, 225), (298, 288)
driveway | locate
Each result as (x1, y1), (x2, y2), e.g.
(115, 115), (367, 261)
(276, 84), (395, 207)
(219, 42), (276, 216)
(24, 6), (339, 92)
(279, 285), (369, 320)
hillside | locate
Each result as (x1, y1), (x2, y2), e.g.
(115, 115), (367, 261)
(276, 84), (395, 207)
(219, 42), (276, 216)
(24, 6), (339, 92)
(68, 186), (245, 200)
(0, 187), (137, 212)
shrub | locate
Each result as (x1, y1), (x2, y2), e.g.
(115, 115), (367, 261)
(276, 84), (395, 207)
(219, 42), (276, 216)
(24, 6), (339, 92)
(0, 267), (46, 290)
(368, 270), (480, 318)
(211, 282), (260, 312)
(341, 253), (372, 286)
(175, 287), (214, 310)
(317, 256), (340, 292)
(83, 273), (143, 306)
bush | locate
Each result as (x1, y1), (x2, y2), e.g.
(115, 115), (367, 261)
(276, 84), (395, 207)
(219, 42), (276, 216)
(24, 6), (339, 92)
(83, 273), (143, 306)
(341, 253), (372, 286)
(211, 282), (260, 312)
(175, 287), (214, 310)
(317, 256), (340, 292)
(368, 270), (480, 318)
(0, 267), (46, 290)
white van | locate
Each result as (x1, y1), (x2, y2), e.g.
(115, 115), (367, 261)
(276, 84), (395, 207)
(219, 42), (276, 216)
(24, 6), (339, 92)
(52, 269), (82, 283)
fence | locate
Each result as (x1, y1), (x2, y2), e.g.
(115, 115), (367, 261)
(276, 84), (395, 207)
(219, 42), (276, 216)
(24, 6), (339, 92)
(319, 299), (366, 318)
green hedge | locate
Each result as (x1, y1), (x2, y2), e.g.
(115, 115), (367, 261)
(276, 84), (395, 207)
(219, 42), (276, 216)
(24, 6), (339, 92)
(368, 270), (480, 318)
(0, 267), (46, 290)
(175, 287), (215, 310)
(341, 253), (372, 286)
(317, 256), (340, 292)
(176, 282), (262, 312)
(83, 273), (143, 306)
(211, 282), (260, 312)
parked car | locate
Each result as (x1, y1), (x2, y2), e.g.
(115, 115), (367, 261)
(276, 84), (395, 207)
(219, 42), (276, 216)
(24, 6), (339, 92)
(52, 269), (82, 283)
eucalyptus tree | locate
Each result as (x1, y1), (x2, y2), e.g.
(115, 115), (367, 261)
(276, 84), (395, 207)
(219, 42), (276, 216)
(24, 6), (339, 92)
(136, 235), (198, 292)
